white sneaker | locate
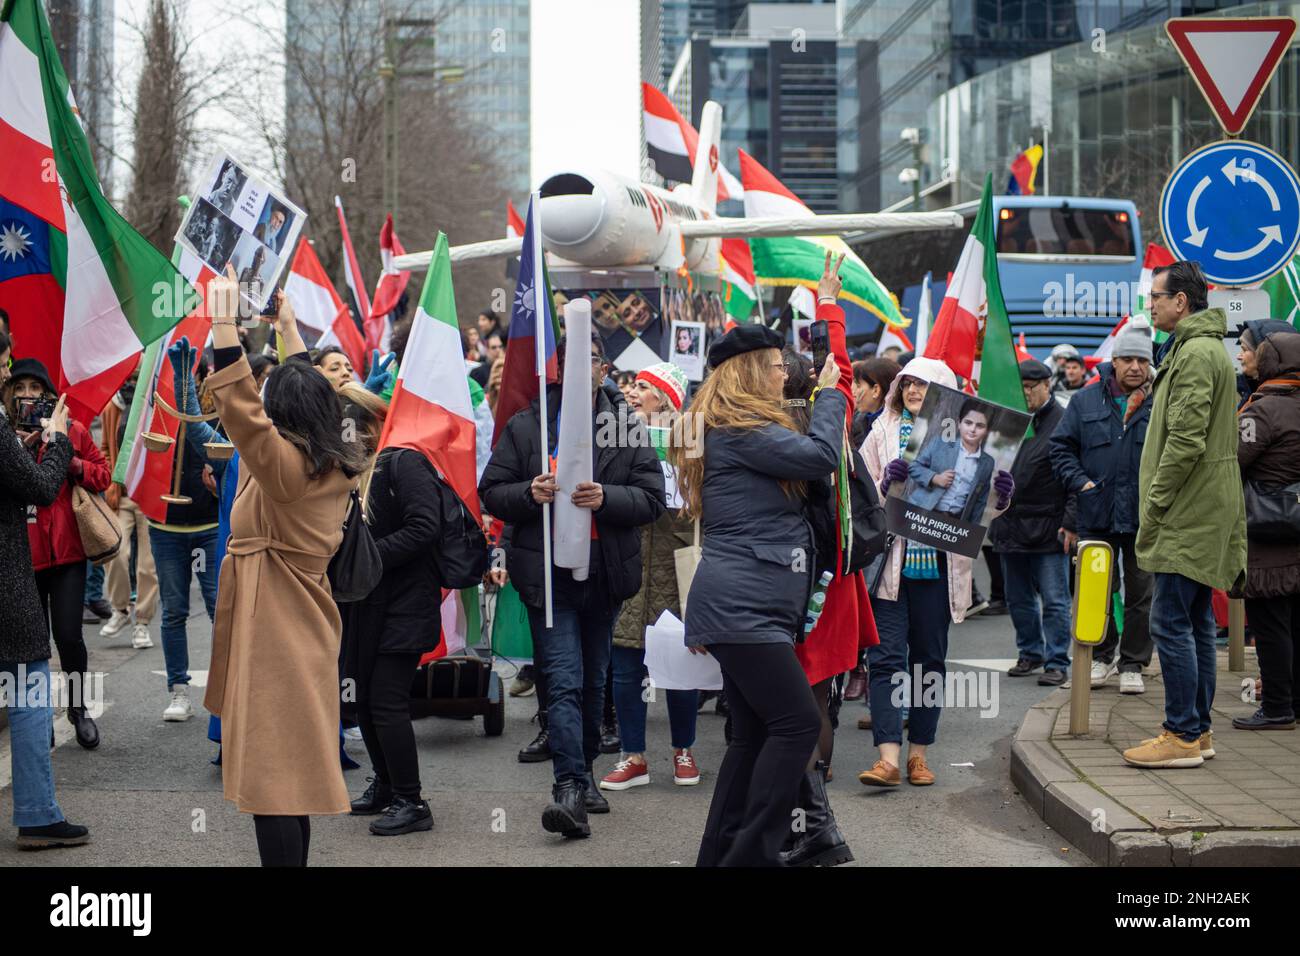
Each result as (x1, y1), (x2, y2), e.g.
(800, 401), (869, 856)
(1119, 671), (1145, 695)
(163, 687), (192, 721)
(100, 609), (131, 638)
(1090, 659), (1117, 688)
(131, 624), (154, 649)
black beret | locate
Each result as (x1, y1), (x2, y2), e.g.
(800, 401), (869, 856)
(706, 323), (784, 370)
(1018, 358), (1052, 381)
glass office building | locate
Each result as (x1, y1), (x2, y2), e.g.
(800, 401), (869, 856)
(924, 0), (1300, 227)
(842, 0), (1262, 210)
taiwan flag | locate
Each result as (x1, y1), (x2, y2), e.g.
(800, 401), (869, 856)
(492, 195), (558, 444)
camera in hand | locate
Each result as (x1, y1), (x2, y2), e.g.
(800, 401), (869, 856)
(17, 397), (56, 431)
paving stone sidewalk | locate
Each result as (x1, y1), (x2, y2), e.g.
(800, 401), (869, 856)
(1012, 646), (1300, 866)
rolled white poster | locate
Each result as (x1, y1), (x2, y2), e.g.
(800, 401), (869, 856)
(554, 298), (594, 580)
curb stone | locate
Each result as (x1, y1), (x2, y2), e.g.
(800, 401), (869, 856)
(1011, 695), (1300, 867)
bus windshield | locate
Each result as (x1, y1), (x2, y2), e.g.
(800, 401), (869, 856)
(996, 207), (1135, 258)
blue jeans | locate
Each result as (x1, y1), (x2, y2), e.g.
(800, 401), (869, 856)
(526, 584), (616, 784)
(1151, 572), (1217, 741)
(1001, 552), (1072, 673)
(84, 561), (104, 603)
(149, 526), (219, 688)
(1, 659), (63, 827)
(610, 644), (698, 753)
(866, 563), (951, 747)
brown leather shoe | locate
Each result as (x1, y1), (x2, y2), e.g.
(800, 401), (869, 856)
(906, 754), (936, 786)
(857, 759), (900, 787)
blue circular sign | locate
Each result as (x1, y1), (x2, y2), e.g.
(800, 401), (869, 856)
(1160, 140), (1300, 286)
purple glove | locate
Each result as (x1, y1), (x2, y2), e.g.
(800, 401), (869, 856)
(882, 457), (909, 494)
(993, 470), (1015, 509)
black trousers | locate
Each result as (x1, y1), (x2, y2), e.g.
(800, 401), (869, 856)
(254, 815), (310, 866)
(1094, 534), (1154, 672)
(697, 642), (821, 867)
(356, 643), (422, 800)
(1245, 594), (1300, 719)
(982, 545), (1004, 603)
(35, 562), (89, 704)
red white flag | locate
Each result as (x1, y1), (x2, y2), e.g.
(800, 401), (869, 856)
(285, 238), (366, 375)
(367, 214), (409, 352)
(506, 199), (525, 239)
(335, 196), (370, 347)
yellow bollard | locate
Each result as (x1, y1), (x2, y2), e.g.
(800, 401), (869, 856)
(1069, 541), (1115, 736)
(1228, 597), (1246, 673)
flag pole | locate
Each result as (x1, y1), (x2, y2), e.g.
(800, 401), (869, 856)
(533, 192), (554, 628)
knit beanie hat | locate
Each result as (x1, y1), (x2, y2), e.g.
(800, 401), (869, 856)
(1112, 323), (1153, 361)
(636, 361), (688, 410)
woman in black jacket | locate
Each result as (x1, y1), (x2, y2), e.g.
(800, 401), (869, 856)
(346, 442), (444, 835)
(672, 324), (846, 867)
(0, 387), (90, 850)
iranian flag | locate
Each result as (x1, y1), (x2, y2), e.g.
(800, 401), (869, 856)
(0, 0), (189, 423)
(924, 174), (1027, 417)
(1261, 251), (1300, 326)
(367, 214), (408, 352)
(377, 231), (481, 659)
(720, 237), (756, 326)
(738, 149), (906, 330)
(284, 237), (366, 375)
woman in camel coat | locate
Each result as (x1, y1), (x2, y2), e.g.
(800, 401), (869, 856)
(203, 269), (367, 866)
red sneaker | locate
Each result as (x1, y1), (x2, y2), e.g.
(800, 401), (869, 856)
(673, 748), (701, 786)
(599, 757), (649, 791)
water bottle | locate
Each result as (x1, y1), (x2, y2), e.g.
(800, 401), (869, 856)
(804, 571), (833, 635)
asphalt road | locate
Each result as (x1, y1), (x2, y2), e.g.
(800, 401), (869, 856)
(0, 570), (1087, 867)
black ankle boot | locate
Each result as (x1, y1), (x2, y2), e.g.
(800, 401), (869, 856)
(369, 795), (434, 836)
(518, 710), (553, 763)
(583, 768), (610, 814)
(68, 707), (99, 750)
(781, 761), (854, 867)
(542, 779), (590, 838)
(598, 722), (621, 755)
(16, 820), (90, 851)
(350, 776), (393, 815)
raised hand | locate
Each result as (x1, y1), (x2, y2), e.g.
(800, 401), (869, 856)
(817, 249), (846, 301)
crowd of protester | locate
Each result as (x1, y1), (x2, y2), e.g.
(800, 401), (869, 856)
(2, 254), (1296, 866)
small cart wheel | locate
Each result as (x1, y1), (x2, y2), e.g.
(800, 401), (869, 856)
(484, 694), (505, 737)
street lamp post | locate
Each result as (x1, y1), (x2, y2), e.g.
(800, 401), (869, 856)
(380, 9), (465, 220)
(900, 127), (923, 208)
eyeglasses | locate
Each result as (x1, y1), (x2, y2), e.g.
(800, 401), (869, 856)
(1148, 291), (1178, 300)
(901, 378), (926, 391)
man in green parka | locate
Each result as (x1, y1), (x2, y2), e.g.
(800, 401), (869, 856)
(1125, 261), (1247, 770)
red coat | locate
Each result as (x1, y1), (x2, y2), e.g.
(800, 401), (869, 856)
(26, 420), (111, 572)
(795, 301), (880, 686)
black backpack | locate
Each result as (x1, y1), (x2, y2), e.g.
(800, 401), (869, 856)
(431, 473), (491, 588)
(841, 444), (888, 575)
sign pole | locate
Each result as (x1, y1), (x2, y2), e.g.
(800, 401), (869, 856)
(1068, 541), (1114, 736)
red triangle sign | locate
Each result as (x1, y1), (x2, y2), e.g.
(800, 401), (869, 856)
(1166, 17), (1296, 135)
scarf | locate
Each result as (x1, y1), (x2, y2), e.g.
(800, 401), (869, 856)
(898, 411), (940, 580)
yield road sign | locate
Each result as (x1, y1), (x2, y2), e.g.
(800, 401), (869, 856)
(1160, 140), (1300, 286)
(1166, 17), (1296, 136)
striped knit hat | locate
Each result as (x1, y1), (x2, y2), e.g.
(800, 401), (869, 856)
(636, 361), (688, 410)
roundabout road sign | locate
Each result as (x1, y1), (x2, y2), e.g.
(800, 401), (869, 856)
(1160, 140), (1300, 286)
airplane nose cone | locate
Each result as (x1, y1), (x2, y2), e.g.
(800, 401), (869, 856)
(538, 173), (605, 246)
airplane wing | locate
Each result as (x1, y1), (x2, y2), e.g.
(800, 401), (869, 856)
(396, 211), (964, 271)
(677, 212), (964, 239)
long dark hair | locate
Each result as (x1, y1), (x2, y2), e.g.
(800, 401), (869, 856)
(781, 347), (814, 433)
(263, 361), (368, 480)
